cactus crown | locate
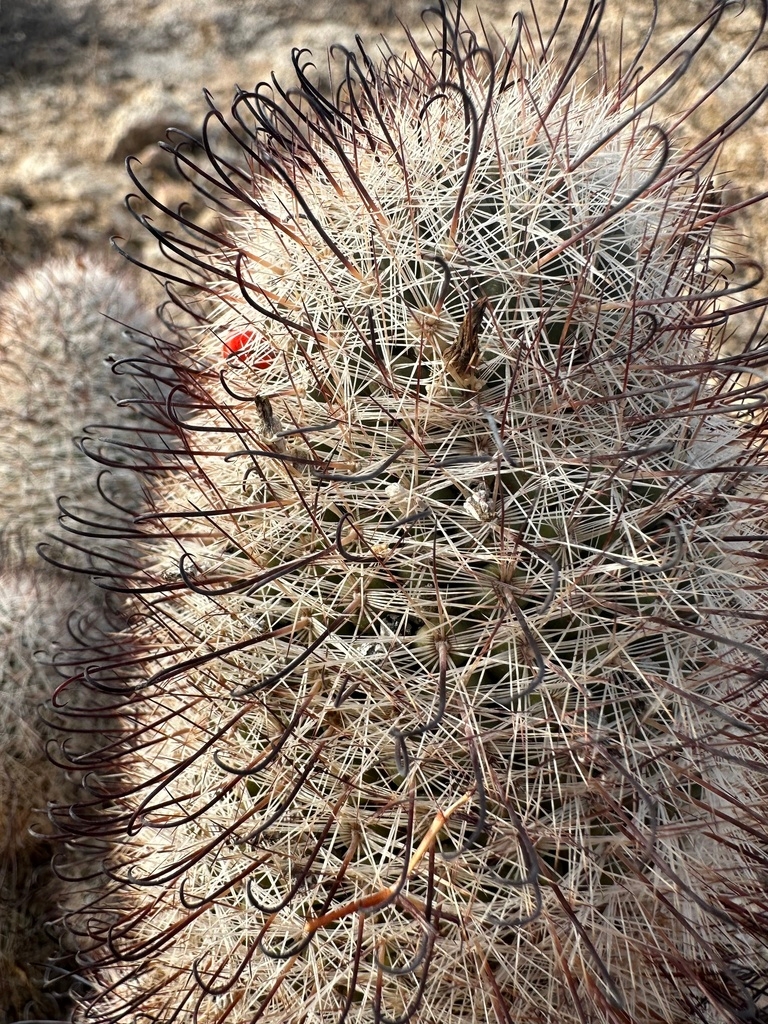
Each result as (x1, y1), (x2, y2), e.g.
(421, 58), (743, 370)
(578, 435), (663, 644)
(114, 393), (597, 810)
(50, 2), (768, 1023)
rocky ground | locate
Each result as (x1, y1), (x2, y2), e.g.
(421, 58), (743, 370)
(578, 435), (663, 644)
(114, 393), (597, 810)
(0, 0), (766, 1020)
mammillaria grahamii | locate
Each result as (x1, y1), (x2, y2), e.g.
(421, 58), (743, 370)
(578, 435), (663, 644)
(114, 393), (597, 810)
(50, 3), (768, 1022)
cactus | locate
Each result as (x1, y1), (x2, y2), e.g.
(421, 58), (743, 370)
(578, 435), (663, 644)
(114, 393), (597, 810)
(0, 570), (97, 1021)
(51, 3), (768, 1023)
(0, 255), (155, 569)
(0, 256), (157, 1020)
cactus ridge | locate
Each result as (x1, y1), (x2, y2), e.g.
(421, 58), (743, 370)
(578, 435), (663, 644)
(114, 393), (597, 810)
(49, 3), (768, 1022)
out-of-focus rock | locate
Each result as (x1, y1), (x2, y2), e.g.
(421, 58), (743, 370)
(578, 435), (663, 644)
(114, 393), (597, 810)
(103, 84), (198, 163)
(0, 0), (95, 87)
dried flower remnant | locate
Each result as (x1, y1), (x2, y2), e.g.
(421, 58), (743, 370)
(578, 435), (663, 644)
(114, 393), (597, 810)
(50, 3), (768, 1023)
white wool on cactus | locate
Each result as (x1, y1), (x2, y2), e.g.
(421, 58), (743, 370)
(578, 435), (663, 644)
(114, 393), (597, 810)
(51, 3), (768, 1023)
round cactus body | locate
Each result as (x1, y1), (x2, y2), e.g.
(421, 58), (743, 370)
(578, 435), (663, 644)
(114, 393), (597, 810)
(0, 255), (157, 570)
(53, 4), (768, 1023)
(0, 255), (161, 1020)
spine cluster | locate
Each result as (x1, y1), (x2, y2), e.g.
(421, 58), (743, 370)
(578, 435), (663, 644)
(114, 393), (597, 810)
(50, 4), (768, 1023)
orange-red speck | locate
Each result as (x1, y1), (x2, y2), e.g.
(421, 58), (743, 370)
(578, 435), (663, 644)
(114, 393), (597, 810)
(222, 331), (254, 361)
(221, 332), (276, 370)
